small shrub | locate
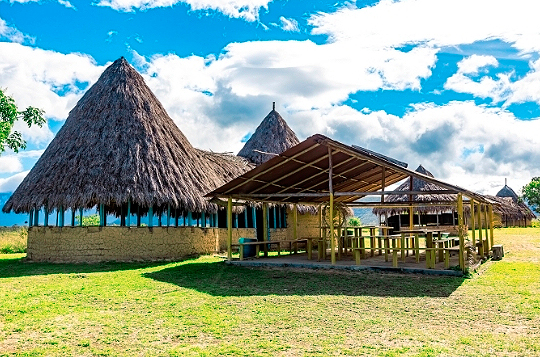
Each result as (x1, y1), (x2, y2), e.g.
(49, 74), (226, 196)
(531, 219), (539, 228)
(348, 217), (362, 226)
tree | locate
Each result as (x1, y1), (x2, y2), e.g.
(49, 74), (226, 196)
(0, 88), (46, 154)
(522, 177), (540, 214)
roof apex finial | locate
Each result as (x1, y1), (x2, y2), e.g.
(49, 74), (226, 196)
(273, 101), (275, 111)
(505, 177), (507, 186)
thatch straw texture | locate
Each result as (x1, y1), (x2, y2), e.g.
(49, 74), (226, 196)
(372, 165), (461, 216)
(238, 106), (300, 165)
(3, 57), (252, 214)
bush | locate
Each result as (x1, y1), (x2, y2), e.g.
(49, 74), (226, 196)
(532, 219), (540, 228)
(348, 217), (362, 226)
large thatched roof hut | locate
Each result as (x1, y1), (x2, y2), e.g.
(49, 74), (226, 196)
(238, 103), (300, 166)
(2, 57), (252, 219)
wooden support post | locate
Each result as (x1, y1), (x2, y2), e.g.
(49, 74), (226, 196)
(99, 204), (104, 227)
(137, 207), (141, 227)
(293, 204), (298, 240)
(470, 199), (475, 244)
(243, 210), (247, 228)
(263, 203), (268, 245)
(235, 213), (238, 228)
(59, 206), (65, 227)
(489, 205), (494, 248)
(29, 210), (33, 227)
(187, 211), (192, 227)
(477, 204), (483, 256)
(79, 208), (83, 227)
(158, 213), (162, 227)
(44, 207), (49, 226)
(457, 193), (465, 272)
(252, 207), (256, 229)
(328, 147), (335, 265)
(126, 200), (131, 227)
(483, 207), (490, 253)
(215, 212), (219, 228)
(167, 204), (171, 227)
(71, 209), (76, 227)
(34, 208), (39, 227)
(277, 206), (281, 228)
(202, 211), (206, 228)
(148, 206), (153, 228)
(227, 197), (232, 261)
(273, 206), (277, 229)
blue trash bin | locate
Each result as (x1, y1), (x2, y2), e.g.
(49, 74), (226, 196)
(239, 237), (257, 258)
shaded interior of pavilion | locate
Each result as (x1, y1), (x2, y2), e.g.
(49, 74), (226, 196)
(209, 134), (498, 273)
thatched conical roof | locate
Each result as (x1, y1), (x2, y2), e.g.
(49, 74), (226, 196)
(3, 57), (252, 214)
(496, 184), (519, 201)
(491, 181), (535, 220)
(238, 103), (300, 165)
(373, 165), (460, 216)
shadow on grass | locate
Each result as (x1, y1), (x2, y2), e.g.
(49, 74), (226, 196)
(0, 255), (185, 278)
(145, 261), (465, 297)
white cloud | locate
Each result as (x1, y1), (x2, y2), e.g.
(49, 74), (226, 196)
(7, 0), (75, 9)
(0, 171), (29, 193)
(309, 0), (540, 54)
(457, 55), (498, 75)
(0, 18), (34, 44)
(279, 16), (299, 32)
(95, 0), (271, 21)
(0, 156), (23, 174)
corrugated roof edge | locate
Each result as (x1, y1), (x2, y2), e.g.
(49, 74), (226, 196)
(351, 145), (408, 168)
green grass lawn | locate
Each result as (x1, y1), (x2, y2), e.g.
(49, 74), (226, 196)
(1, 228), (539, 356)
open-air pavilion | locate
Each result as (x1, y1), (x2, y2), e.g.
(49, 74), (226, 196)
(208, 134), (497, 273)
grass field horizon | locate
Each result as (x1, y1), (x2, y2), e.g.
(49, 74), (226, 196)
(1, 228), (539, 356)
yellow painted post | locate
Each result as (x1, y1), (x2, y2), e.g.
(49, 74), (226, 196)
(484, 207), (490, 253)
(293, 204), (298, 241)
(477, 204), (483, 256)
(489, 204), (494, 248)
(330, 192), (335, 264)
(470, 199), (476, 245)
(227, 197), (232, 261)
(457, 193), (465, 272)
(263, 203), (268, 242)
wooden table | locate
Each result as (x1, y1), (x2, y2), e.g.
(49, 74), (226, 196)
(395, 229), (446, 268)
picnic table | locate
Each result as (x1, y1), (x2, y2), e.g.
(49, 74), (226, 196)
(234, 239), (308, 260)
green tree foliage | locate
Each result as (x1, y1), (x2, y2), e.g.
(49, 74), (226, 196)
(522, 177), (540, 214)
(348, 217), (362, 226)
(0, 89), (46, 154)
(74, 214), (101, 226)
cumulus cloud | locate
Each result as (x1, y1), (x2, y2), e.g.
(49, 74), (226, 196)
(278, 16), (299, 32)
(95, 0), (271, 21)
(0, 156), (23, 174)
(0, 171), (29, 193)
(7, 0), (75, 9)
(309, 0), (540, 54)
(0, 18), (34, 44)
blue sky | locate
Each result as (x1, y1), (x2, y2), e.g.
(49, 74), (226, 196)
(1, 0), (540, 200)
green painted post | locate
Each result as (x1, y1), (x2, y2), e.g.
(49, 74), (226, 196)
(243, 210), (247, 228)
(187, 211), (192, 227)
(126, 200), (131, 227)
(34, 208), (39, 226)
(202, 212), (206, 228)
(277, 206), (281, 228)
(79, 208), (83, 226)
(235, 213), (238, 228)
(166, 204), (171, 227)
(273, 207), (277, 229)
(148, 206), (154, 227)
(215, 212), (219, 228)
(59, 206), (64, 227)
(29, 210), (34, 227)
(252, 207), (256, 229)
(99, 204), (104, 227)
(44, 207), (49, 226)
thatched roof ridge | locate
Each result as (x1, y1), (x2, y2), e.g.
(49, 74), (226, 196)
(3, 57), (251, 214)
(485, 195), (536, 220)
(496, 184), (519, 201)
(373, 165), (460, 216)
(238, 105), (300, 165)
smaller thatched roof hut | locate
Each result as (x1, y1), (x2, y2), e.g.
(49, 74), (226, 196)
(486, 180), (536, 225)
(238, 103), (300, 166)
(372, 165), (461, 217)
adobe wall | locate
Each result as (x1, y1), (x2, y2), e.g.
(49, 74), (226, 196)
(27, 226), (253, 263)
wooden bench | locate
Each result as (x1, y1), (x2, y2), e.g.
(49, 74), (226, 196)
(236, 239), (308, 260)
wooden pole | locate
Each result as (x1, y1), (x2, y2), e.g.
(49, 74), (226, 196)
(489, 205), (494, 247)
(148, 206), (153, 228)
(293, 204), (298, 240)
(99, 204), (104, 227)
(29, 210), (33, 227)
(409, 176), (414, 230)
(126, 200), (131, 227)
(484, 207), (490, 252)
(470, 199), (476, 245)
(227, 197), (232, 261)
(457, 193), (465, 272)
(328, 147), (335, 265)
(34, 208), (39, 227)
(263, 203), (268, 242)
(167, 204), (171, 227)
(59, 206), (65, 227)
(252, 207), (257, 229)
(187, 211), (192, 227)
(44, 207), (49, 227)
(71, 209), (76, 227)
